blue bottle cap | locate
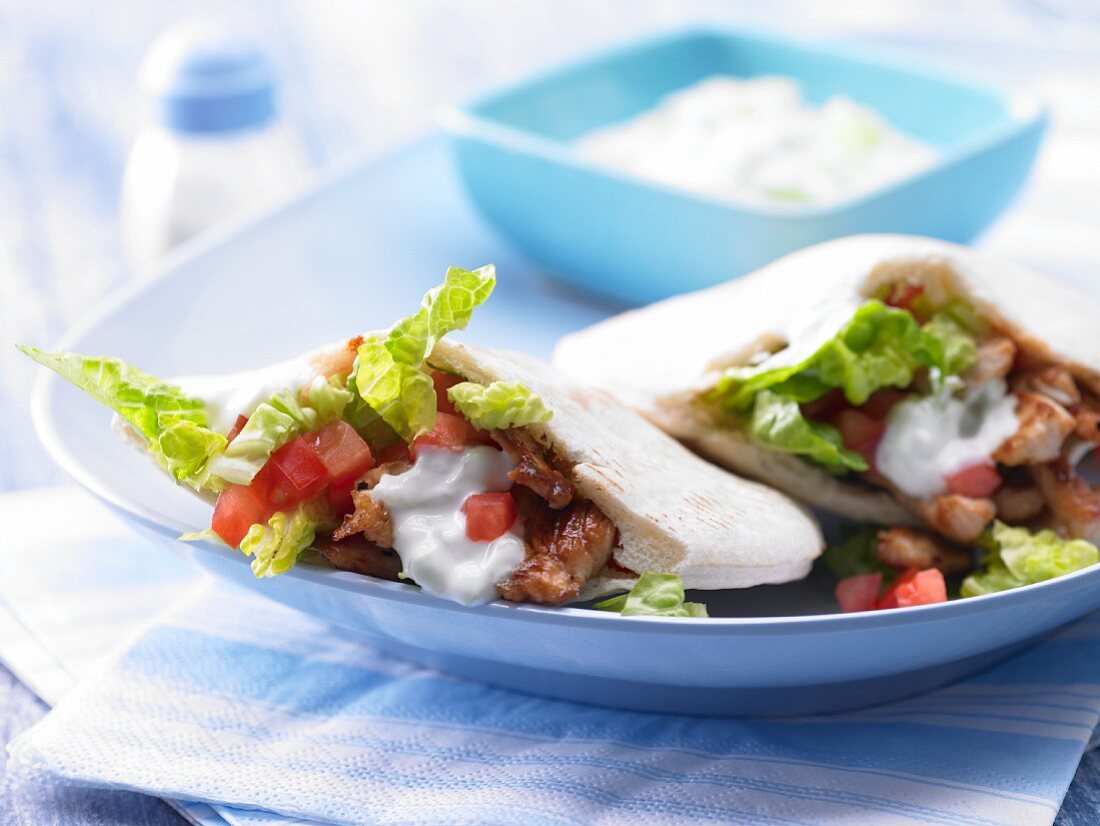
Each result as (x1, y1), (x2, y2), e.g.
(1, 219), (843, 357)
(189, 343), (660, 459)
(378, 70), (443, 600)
(140, 21), (277, 135)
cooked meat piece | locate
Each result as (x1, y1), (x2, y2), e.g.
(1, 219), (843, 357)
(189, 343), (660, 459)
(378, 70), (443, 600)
(333, 489), (394, 546)
(491, 428), (574, 510)
(966, 337), (1016, 384)
(1011, 365), (1081, 408)
(1031, 461), (1100, 545)
(1074, 408), (1100, 447)
(875, 527), (973, 575)
(910, 494), (996, 545)
(314, 535), (402, 580)
(497, 492), (616, 604)
(358, 459), (411, 490)
(310, 335), (364, 379)
(993, 484), (1045, 523)
(993, 392), (1076, 466)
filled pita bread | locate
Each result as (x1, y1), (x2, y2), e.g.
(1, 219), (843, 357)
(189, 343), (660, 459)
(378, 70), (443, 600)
(21, 330), (824, 607)
(554, 235), (1100, 545)
(430, 340), (823, 597)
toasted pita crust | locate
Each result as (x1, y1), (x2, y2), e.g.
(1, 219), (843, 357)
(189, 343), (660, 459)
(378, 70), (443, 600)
(553, 234), (1100, 522)
(429, 340), (823, 596)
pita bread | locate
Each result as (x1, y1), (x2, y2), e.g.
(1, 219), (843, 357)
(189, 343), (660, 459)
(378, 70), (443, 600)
(139, 337), (822, 595)
(430, 340), (823, 596)
(553, 234), (1100, 523)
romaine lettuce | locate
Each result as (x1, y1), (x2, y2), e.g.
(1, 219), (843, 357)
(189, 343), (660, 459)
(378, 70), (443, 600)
(448, 381), (553, 430)
(961, 522), (1099, 597)
(594, 572), (708, 618)
(747, 390), (867, 472)
(208, 376), (353, 485)
(17, 346), (227, 490)
(821, 525), (894, 580)
(355, 265), (495, 441)
(240, 499), (336, 578)
(705, 299), (978, 471)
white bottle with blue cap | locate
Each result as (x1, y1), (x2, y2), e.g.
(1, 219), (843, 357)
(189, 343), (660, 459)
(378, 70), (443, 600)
(121, 21), (310, 274)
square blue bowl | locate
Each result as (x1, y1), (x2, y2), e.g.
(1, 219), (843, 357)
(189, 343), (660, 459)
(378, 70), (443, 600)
(442, 26), (1047, 305)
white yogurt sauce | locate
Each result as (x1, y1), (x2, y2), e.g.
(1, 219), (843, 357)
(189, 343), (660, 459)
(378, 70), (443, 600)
(174, 354), (319, 434)
(371, 446), (526, 605)
(575, 76), (937, 208)
(876, 380), (1019, 498)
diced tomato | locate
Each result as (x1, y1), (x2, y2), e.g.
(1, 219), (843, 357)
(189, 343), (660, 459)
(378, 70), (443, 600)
(860, 389), (907, 420)
(377, 441), (411, 464)
(211, 484), (272, 548)
(255, 436), (328, 508)
(945, 463), (1002, 498)
(304, 420), (374, 486)
(432, 371), (464, 415)
(835, 573), (883, 613)
(411, 411), (493, 458)
(801, 388), (847, 421)
(327, 483), (356, 518)
(226, 414), (249, 444)
(462, 492), (517, 541)
(885, 282), (925, 312)
(834, 408), (886, 468)
(875, 566), (947, 610)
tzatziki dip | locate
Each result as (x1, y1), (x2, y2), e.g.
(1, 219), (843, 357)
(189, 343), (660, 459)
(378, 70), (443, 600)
(575, 75), (937, 208)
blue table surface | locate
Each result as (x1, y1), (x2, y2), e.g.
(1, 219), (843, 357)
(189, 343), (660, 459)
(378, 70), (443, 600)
(3, 1), (1100, 822)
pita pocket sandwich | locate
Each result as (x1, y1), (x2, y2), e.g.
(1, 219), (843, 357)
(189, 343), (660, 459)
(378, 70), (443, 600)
(555, 235), (1100, 606)
(21, 265), (821, 611)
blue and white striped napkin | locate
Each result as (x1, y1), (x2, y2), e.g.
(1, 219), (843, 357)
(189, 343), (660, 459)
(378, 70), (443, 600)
(3, 487), (1100, 825)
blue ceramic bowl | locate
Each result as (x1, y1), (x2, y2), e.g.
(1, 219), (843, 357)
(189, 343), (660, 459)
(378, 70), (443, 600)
(443, 27), (1047, 305)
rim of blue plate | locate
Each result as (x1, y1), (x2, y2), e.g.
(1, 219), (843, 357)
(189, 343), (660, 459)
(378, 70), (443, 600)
(439, 23), (1048, 219)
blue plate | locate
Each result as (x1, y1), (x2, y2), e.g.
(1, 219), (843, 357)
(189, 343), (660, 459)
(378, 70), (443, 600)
(30, 136), (1100, 716)
(443, 26), (1047, 305)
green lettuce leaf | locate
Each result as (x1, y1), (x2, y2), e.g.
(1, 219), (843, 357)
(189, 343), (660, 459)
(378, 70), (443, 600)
(705, 299), (978, 472)
(921, 310), (978, 381)
(709, 300), (975, 414)
(209, 376), (353, 485)
(821, 525), (893, 580)
(240, 499), (337, 578)
(355, 265), (496, 441)
(447, 381), (553, 430)
(594, 572), (708, 618)
(17, 346), (227, 490)
(961, 522), (1099, 597)
(746, 390), (867, 472)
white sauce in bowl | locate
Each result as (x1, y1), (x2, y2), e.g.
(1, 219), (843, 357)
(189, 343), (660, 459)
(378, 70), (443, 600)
(575, 76), (937, 208)
(371, 446), (526, 605)
(876, 381), (1019, 498)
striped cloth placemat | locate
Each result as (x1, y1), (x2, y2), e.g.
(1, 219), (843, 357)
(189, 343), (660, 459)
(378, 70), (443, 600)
(3, 487), (1100, 824)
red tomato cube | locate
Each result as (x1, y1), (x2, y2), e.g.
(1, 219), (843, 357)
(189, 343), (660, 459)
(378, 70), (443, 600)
(835, 573), (883, 613)
(304, 420), (374, 487)
(211, 484), (272, 548)
(860, 389), (906, 420)
(833, 408), (886, 467)
(945, 463), (1002, 498)
(327, 483), (356, 518)
(462, 492), (517, 542)
(377, 441), (411, 465)
(432, 371), (464, 415)
(255, 436), (328, 508)
(413, 413), (477, 459)
(876, 567), (947, 610)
